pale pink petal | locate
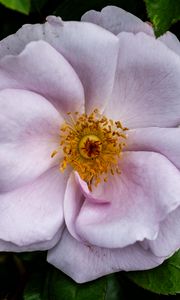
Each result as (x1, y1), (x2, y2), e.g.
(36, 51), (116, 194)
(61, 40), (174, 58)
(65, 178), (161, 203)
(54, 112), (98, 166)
(0, 167), (69, 250)
(103, 32), (180, 128)
(81, 6), (153, 36)
(127, 127), (180, 169)
(0, 88), (62, 192)
(47, 229), (164, 283)
(68, 152), (180, 249)
(41, 18), (119, 113)
(0, 19), (119, 113)
(82, 6), (180, 58)
(63, 172), (84, 241)
(0, 230), (61, 252)
(159, 32), (180, 56)
(0, 19), (54, 59)
(148, 206), (180, 257)
(0, 41), (85, 115)
(64, 171), (110, 242)
(64, 171), (110, 245)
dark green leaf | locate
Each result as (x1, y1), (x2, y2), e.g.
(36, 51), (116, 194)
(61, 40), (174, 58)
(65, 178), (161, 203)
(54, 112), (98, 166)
(23, 252), (48, 300)
(144, 0), (180, 37)
(0, 0), (31, 14)
(105, 274), (125, 300)
(24, 278), (46, 300)
(126, 250), (180, 295)
(47, 268), (124, 300)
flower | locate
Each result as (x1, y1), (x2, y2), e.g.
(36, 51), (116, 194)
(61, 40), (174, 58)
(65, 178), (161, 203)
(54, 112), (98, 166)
(0, 5), (180, 283)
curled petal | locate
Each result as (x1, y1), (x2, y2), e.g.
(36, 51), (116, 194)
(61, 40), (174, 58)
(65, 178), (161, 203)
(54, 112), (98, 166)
(64, 172), (84, 241)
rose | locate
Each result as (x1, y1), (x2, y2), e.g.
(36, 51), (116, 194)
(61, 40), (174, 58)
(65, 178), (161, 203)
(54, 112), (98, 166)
(0, 6), (180, 283)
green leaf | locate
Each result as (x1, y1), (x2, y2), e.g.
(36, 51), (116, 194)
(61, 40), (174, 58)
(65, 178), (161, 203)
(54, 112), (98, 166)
(0, 0), (31, 14)
(105, 274), (125, 300)
(126, 250), (180, 295)
(23, 252), (48, 300)
(144, 0), (180, 37)
(47, 268), (124, 300)
(23, 271), (47, 300)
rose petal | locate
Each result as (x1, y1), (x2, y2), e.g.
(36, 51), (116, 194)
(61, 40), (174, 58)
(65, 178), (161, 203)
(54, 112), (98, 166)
(0, 19), (119, 113)
(0, 17), (64, 59)
(0, 40), (85, 115)
(82, 7), (180, 57)
(37, 19), (119, 113)
(64, 172), (85, 241)
(0, 88), (62, 192)
(69, 152), (180, 249)
(0, 229), (61, 252)
(159, 32), (180, 56)
(47, 229), (164, 283)
(81, 6), (153, 36)
(103, 32), (180, 128)
(127, 127), (180, 169)
(64, 171), (110, 242)
(148, 206), (180, 257)
(0, 167), (69, 250)
(82, 6), (180, 58)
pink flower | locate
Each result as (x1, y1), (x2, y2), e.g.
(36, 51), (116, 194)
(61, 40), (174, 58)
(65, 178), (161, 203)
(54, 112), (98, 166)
(0, 6), (180, 283)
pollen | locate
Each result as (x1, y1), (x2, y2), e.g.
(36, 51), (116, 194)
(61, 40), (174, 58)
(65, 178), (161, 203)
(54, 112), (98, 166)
(52, 109), (128, 190)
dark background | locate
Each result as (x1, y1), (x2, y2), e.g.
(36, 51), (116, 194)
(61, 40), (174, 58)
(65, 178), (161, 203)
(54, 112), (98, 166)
(0, 0), (179, 41)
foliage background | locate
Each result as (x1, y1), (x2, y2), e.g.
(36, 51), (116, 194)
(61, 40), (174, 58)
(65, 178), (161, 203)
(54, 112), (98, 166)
(0, 0), (179, 299)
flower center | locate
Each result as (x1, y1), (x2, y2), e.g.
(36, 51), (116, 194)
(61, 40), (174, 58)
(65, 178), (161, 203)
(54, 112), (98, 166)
(78, 135), (102, 159)
(51, 109), (128, 190)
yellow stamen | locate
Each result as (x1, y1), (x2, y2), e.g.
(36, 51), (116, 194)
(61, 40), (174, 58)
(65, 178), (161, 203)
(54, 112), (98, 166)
(51, 109), (128, 190)
(51, 150), (58, 158)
